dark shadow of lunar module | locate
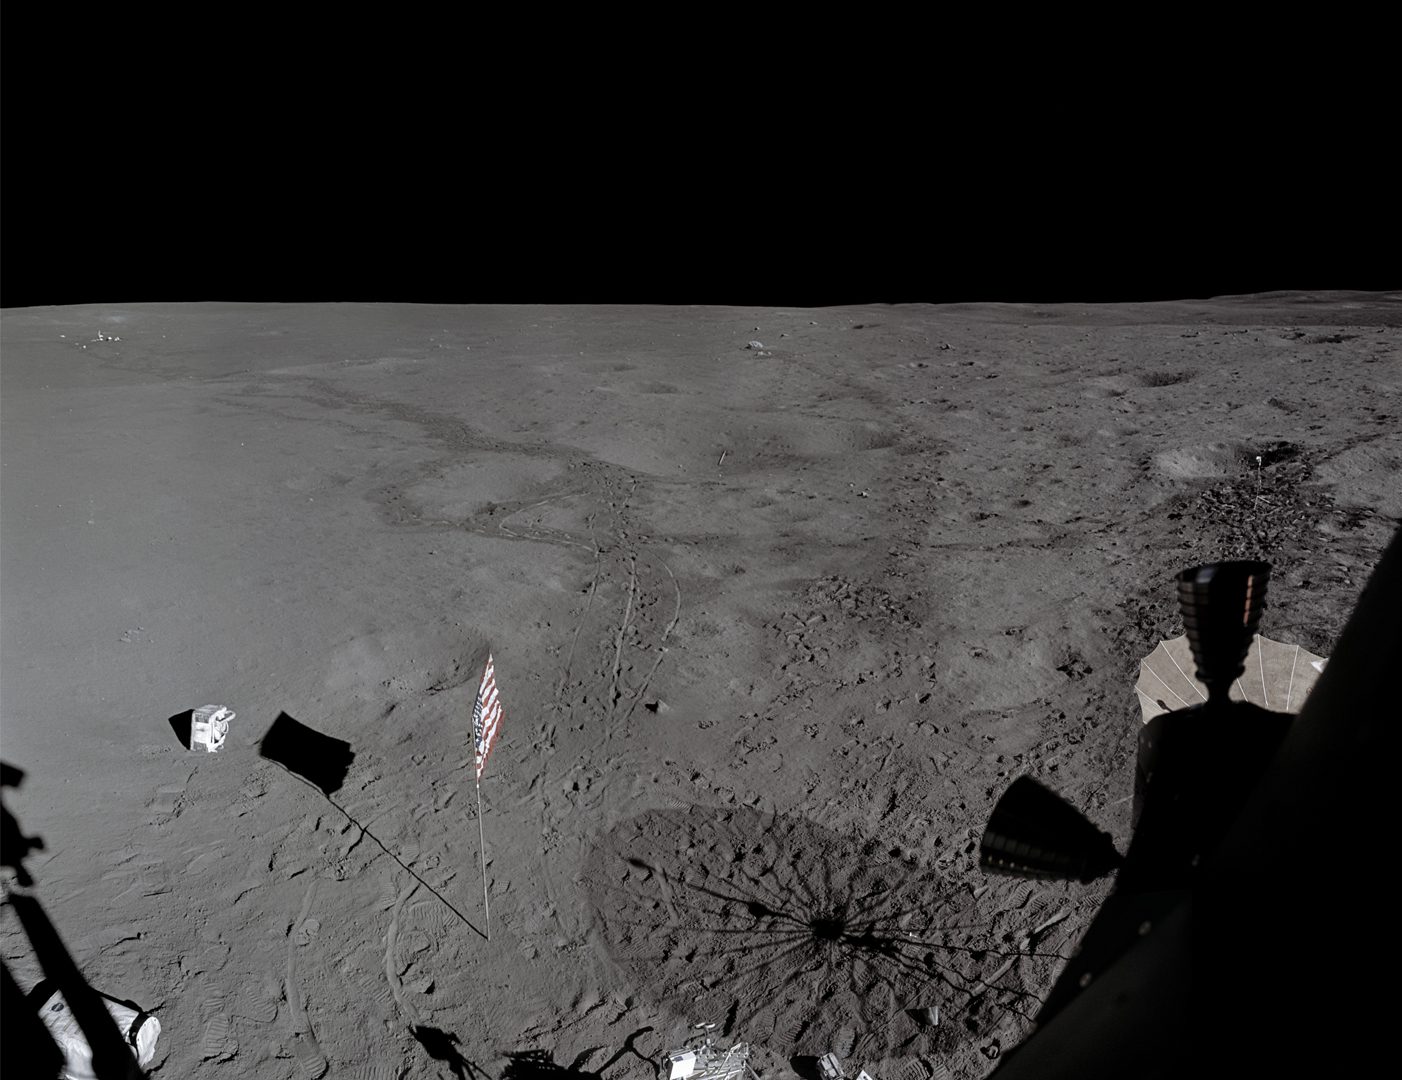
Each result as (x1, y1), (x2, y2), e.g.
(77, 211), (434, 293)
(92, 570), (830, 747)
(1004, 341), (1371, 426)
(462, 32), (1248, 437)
(3, 762), (148, 1079)
(584, 805), (1069, 1063)
(502, 1047), (603, 1080)
(412, 1025), (490, 1080)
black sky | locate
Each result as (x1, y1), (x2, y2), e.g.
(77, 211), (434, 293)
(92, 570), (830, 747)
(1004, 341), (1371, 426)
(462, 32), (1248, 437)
(4, 16), (1393, 308)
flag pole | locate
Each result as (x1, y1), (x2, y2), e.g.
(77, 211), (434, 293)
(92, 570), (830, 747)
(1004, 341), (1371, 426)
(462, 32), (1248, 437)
(475, 774), (490, 940)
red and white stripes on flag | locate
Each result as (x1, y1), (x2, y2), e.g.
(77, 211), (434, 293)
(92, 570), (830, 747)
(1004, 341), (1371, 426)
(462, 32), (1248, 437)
(472, 654), (503, 781)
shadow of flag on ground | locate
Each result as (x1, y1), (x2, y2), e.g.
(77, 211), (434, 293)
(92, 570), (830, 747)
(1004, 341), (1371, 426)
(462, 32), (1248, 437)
(255, 714), (484, 937)
(258, 713), (354, 796)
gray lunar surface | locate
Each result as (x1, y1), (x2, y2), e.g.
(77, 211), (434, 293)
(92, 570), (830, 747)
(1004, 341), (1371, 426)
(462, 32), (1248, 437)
(2, 295), (1399, 1078)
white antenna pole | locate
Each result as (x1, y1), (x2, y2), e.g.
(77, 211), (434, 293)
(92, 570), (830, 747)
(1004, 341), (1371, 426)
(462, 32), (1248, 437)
(476, 775), (490, 940)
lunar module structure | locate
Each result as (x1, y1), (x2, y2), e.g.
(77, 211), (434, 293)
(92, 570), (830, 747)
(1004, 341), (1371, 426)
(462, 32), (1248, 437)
(974, 539), (1402, 1077)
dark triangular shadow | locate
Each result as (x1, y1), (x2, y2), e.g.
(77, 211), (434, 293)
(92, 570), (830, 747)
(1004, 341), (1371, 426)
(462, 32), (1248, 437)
(258, 712), (354, 796)
(167, 710), (192, 749)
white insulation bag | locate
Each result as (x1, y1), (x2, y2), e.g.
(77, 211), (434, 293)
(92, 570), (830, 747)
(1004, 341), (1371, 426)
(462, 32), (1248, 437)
(36, 987), (161, 1078)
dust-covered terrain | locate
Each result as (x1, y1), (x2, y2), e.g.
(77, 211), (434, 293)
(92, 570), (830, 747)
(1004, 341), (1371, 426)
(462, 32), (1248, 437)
(2, 296), (1398, 1078)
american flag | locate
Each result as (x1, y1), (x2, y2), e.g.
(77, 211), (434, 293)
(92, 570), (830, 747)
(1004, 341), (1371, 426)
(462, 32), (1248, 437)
(472, 654), (503, 781)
